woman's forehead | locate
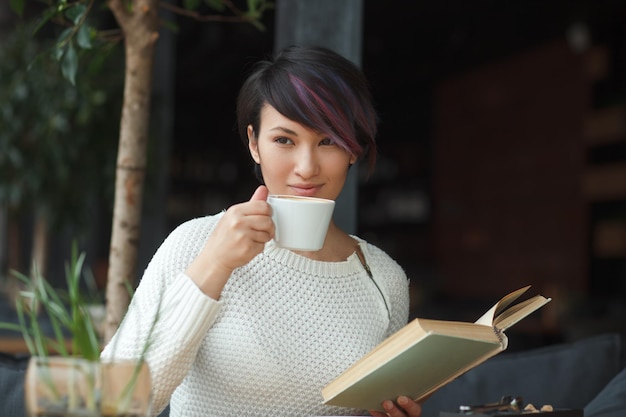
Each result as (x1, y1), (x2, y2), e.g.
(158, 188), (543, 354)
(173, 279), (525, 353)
(259, 103), (323, 136)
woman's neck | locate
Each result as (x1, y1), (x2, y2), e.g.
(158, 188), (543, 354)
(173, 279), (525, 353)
(293, 221), (359, 261)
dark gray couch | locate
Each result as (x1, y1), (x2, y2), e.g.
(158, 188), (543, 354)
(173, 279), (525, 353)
(2, 333), (625, 417)
(0, 352), (28, 417)
(421, 332), (626, 417)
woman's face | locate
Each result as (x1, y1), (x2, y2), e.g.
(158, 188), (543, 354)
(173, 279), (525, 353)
(248, 104), (357, 200)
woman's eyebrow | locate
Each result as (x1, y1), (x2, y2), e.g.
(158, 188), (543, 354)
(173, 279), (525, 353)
(269, 126), (298, 136)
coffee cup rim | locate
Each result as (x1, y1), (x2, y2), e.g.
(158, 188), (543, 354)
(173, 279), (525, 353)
(268, 194), (335, 203)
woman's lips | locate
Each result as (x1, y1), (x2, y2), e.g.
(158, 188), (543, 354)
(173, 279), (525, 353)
(289, 185), (322, 197)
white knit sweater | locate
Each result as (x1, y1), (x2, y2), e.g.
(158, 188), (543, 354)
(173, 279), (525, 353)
(101, 212), (410, 417)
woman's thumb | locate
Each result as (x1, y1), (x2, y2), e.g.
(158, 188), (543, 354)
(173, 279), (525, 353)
(250, 185), (269, 201)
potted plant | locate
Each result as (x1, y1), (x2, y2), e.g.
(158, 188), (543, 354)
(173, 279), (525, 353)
(0, 243), (152, 417)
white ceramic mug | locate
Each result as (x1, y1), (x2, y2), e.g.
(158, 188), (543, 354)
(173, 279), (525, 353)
(267, 195), (335, 251)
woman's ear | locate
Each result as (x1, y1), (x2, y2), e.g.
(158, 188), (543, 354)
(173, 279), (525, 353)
(248, 125), (261, 164)
(349, 153), (358, 166)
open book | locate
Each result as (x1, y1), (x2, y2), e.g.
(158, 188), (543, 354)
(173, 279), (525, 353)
(322, 285), (551, 411)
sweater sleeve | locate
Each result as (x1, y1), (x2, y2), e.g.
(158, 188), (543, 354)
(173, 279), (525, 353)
(101, 216), (223, 416)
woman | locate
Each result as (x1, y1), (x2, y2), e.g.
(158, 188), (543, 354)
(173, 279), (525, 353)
(102, 45), (422, 417)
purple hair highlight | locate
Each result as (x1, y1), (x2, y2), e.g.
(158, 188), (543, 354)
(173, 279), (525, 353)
(288, 73), (366, 158)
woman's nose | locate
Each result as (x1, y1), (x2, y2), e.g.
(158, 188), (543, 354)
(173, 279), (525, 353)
(294, 148), (320, 178)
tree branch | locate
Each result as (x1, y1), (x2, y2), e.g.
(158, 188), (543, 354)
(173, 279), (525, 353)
(158, 1), (254, 23)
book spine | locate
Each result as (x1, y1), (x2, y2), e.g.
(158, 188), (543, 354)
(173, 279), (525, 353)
(492, 326), (504, 344)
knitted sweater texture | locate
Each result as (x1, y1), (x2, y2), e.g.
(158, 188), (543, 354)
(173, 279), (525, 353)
(101, 213), (410, 417)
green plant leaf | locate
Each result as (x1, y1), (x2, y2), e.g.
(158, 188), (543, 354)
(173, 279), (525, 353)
(54, 31), (71, 61)
(57, 27), (73, 49)
(61, 42), (78, 85)
(0, 322), (23, 333)
(76, 24), (92, 49)
(65, 4), (87, 25)
(13, 298), (36, 355)
(183, 0), (201, 11)
(9, 0), (24, 16)
(0, 244), (101, 358)
(204, 0), (226, 12)
(161, 18), (180, 34)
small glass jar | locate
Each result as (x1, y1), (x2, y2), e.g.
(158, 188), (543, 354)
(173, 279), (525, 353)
(25, 356), (152, 417)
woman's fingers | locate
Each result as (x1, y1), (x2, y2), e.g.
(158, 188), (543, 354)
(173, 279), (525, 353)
(204, 199), (274, 267)
(396, 396), (422, 417)
(369, 396), (422, 417)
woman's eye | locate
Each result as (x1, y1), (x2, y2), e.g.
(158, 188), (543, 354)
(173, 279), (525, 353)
(320, 137), (335, 146)
(274, 136), (293, 145)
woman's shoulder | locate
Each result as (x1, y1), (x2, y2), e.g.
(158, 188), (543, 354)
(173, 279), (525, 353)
(355, 236), (401, 264)
(354, 236), (410, 329)
(162, 212), (225, 247)
(172, 212), (224, 233)
(354, 236), (407, 278)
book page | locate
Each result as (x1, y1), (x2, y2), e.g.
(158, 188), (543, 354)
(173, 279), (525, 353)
(493, 294), (551, 331)
(474, 285), (531, 326)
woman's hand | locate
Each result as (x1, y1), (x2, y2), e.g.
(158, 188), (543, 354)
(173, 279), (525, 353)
(185, 185), (275, 298)
(369, 396), (422, 417)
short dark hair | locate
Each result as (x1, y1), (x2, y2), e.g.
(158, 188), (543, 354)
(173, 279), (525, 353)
(236, 45), (379, 176)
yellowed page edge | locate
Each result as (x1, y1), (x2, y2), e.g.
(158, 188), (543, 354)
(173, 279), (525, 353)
(494, 295), (552, 331)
